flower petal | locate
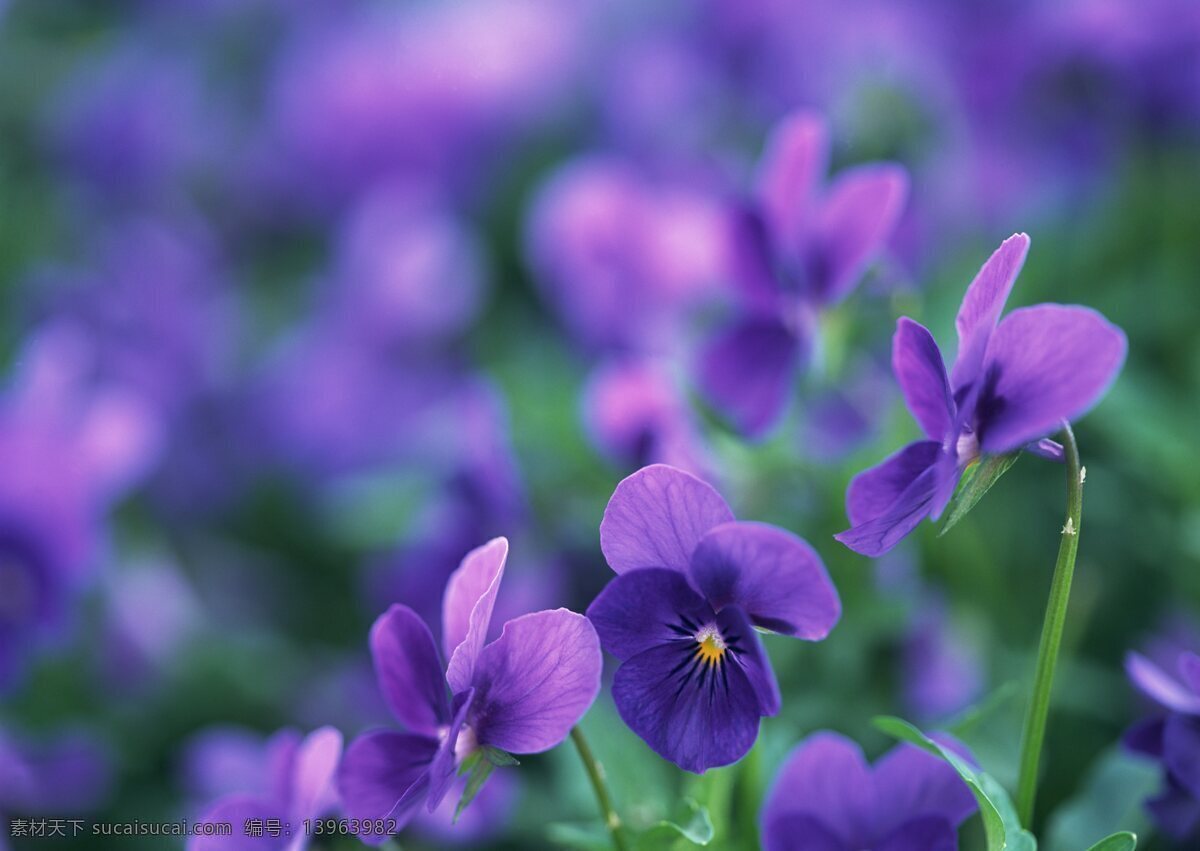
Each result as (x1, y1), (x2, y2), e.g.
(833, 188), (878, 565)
(691, 521), (840, 639)
(470, 609), (602, 753)
(835, 459), (940, 557)
(697, 314), (804, 438)
(761, 813), (847, 851)
(720, 605), (781, 716)
(191, 795), (289, 851)
(587, 568), (713, 662)
(976, 304), (1127, 454)
(761, 732), (873, 849)
(872, 738), (978, 834)
(893, 318), (953, 441)
(809, 163), (908, 305)
(951, 233), (1029, 391)
(1164, 713), (1200, 800)
(427, 689), (475, 811)
(600, 464), (734, 575)
(1123, 717), (1165, 758)
(287, 726), (342, 824)
(755, 112), (828, 252)
(728, 206), (784, 311)
(443, 537), (508, 694)
(874, 816), (958, 851)
(370, 605), (450, 736)
(337, 731), (437, 830)
(1126, 652), (1200, 714)
(844, 441), (941, 528)
(1146, 773), (1200, 840)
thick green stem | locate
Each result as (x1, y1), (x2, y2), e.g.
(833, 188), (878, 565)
(1015, 422), (1083, 827)
(570, 726), (630, 851)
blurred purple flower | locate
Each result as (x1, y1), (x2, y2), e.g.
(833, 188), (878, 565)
(413, 768), (516, 846)
(836, 233), (1127, 557)
(104, 559), (201, 686)
(697, 112), (909, 437)
(587, 465), (840, 772)
(902, 595), (985, 722)
(338, 538), (601, 835)
(191, 727), (342, 851)
(760, 731), (978, 851)
(181, 727), (278, 809)
(799, 359), (894, 462)
(0, 726), (112, 816)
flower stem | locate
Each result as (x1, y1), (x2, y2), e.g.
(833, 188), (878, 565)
(570, 726), (630, 851)
(1015, 422), (1083, 827)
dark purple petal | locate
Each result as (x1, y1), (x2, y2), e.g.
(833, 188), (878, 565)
(443, 537), (508, 694)
(835, 459), (940, 557)
(845, 441), (941, 528)
(600, 464), (734, 575)
(1146, 772), (1200, 840)
(892, 318), (953, 441)
(470, 609), (602, 754)
(977, 305), (1127, 454)
(690, 521), (840, 639)
(728, 206), (784, 311)
(611, 639), (762, 774)
(287, 726), (342, 824)
(872, 739), (978, 833)
(696, 314), (804, 438)
(587, 568), (713, 662)
(427, 689), (475, 811)
(1126, 652), (1200, 714)
(762, 813), (847, 851)
(719, 606), (781, 716)
(337, 731), (437, 831)
(950, 233), (1030, 391)
(761, 732), (873, 849)
(809, 163), (908, 305)
(873, 816), (958, 851)
(754, 112), (828, 252)
(1124, 717), (1166, 758)
(1164, 714), (1200, 799)
(190, 795), (289, 851)
(370, 605), (450, 736)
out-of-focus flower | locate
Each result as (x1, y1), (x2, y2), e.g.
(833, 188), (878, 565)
(105, 559), (202, 685)
(760, 731), (978, 850)
(181, 727), (279, 810)
(525, 155), (730, 352)
(902, 594), (985, 722)
(191, 727), (342, 851)
(0, 727), (112, 815)
(338, 539), (601, 835)
(698, 112), (908, 437)
(798, 359), (894, 462)
(836, 233), (1127, 556)
(587, 465), (840, 772)
(413, 768), (516, 846)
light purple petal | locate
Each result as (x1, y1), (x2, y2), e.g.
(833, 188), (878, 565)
(927, 448), (964, 523)
(755, 112), (828, 252)
(287, 727), (342, 824)
(337, 731), (437, 831)
(470, 609), (601, 753)
(892, 318), (953, 441)
(690, 521), (840, 639)
(1181, 652), (1200, 694)
(950, 233), (1030, 390)
(874, 816), (958, 851)
(761, 732), (873, 848)
(835, 459), (940, 558)
(697, 314), (803, 438)
(977, 304), (1127, 453)
(586, 568), (712, 662)
(427, 689), (475, 811)
(443, 537), (508, 695)
(872, 739), (978, 834)
(190, 795), (288, 851)
(600, 464), (734, 575)
(370, 605), (450, 736)
(1126, 652), (1200, 714)
(762, 813), (847, 851)
(844, 440), (941, 528)
(809, 163), (908, 305)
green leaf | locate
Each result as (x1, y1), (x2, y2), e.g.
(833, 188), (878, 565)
(873, 716), (1037, 851)
(636, 799), (714, 849)
(947, 681), (1021, 738)
(483, 746), (520, 766)
(454, 755), (495, 822)
(938, 452), (1021, 536)
(547, 822), (612, 850)
(1084, 833), (1137, 851)
(1044, 747), (1157, 851)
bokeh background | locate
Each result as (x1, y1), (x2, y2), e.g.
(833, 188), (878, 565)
(1, 0), (1198, 849)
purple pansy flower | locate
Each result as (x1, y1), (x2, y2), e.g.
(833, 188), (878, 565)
(836, 233), (1127, 557)
(1123, 648), (1200, 840)
(698, 111), (909, 437)
(338, 538), (601, 838)
(761, 731), (978, 851)
(191, 727), (342, 851)
(586, 465), (840, 773)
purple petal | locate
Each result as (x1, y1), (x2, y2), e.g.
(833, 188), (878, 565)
(470, 609), (602, 753)
(690, 521), (840, 639)
(977, 304), (1127, 454)
(874, 816), (958, 851)
(337, 731), (437, 831)
(761, 732), (873, 849)
(845, 441), (941, 528)
(720, 605), (781, 716)
(1127, 651), (1200, 714)
(287, 726), (342, 824)
(611, 639), (763, 774)
(927, 447), (964, 522)
(809, 163), (908, 305)
(1164, 714), (1200, 800)
(443, 537), (508, 695)
(370, 605), (450, 736)
(697, 314), (804, 438)
(427, 689), (475, 811)
(755, 112), (828, 252)
(872, 739), (978, 834)
(728, 206), (784, 311)
(892, 318), (953, 441)
(587, 568), (713, 662)
(762, 813), (847, 851)
(600, 464), (734, 575)
(1146, 773), (1200, 840)
(1025, 438), (1065, 461)
(190, 795), (288, 851)
(951, 233), (1030, 391)
(1123, 717), (1166, 758)
(1181, 653), (1200, 694)
(835, 460), (940, 557)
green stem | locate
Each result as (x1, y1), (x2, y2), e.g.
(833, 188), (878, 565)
(570, 726), (630, 851)
(1015, 422), (1084, 827)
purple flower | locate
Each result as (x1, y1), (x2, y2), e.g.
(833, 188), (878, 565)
(1123, 649), (1200, 840)
(586, 465), (840, 773)
(338, 538), (601, 837)
(697, 111), (909, 437)
(761, 731), (978, 851)
(836, 233), (1127, 557)
(0, 726), (112, 815)
(191, 727), (342, 851)
(902, 595), (985, 722)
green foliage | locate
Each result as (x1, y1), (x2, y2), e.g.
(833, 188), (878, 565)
(1083, 833), (1137, 851)
(939, 452), (1022, 536)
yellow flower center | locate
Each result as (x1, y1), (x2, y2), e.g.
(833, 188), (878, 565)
(695, 625), (727, 666)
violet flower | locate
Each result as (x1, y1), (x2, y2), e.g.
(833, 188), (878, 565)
(698, 111), (908, 436)
(836, 233), (1127, 557)
(761, 731), (978, 851)
(1123, 649), (1200, 841)
(338, 538), (601, 836)
(191, 727), (342, 851)
(587, 465), (840, 773)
